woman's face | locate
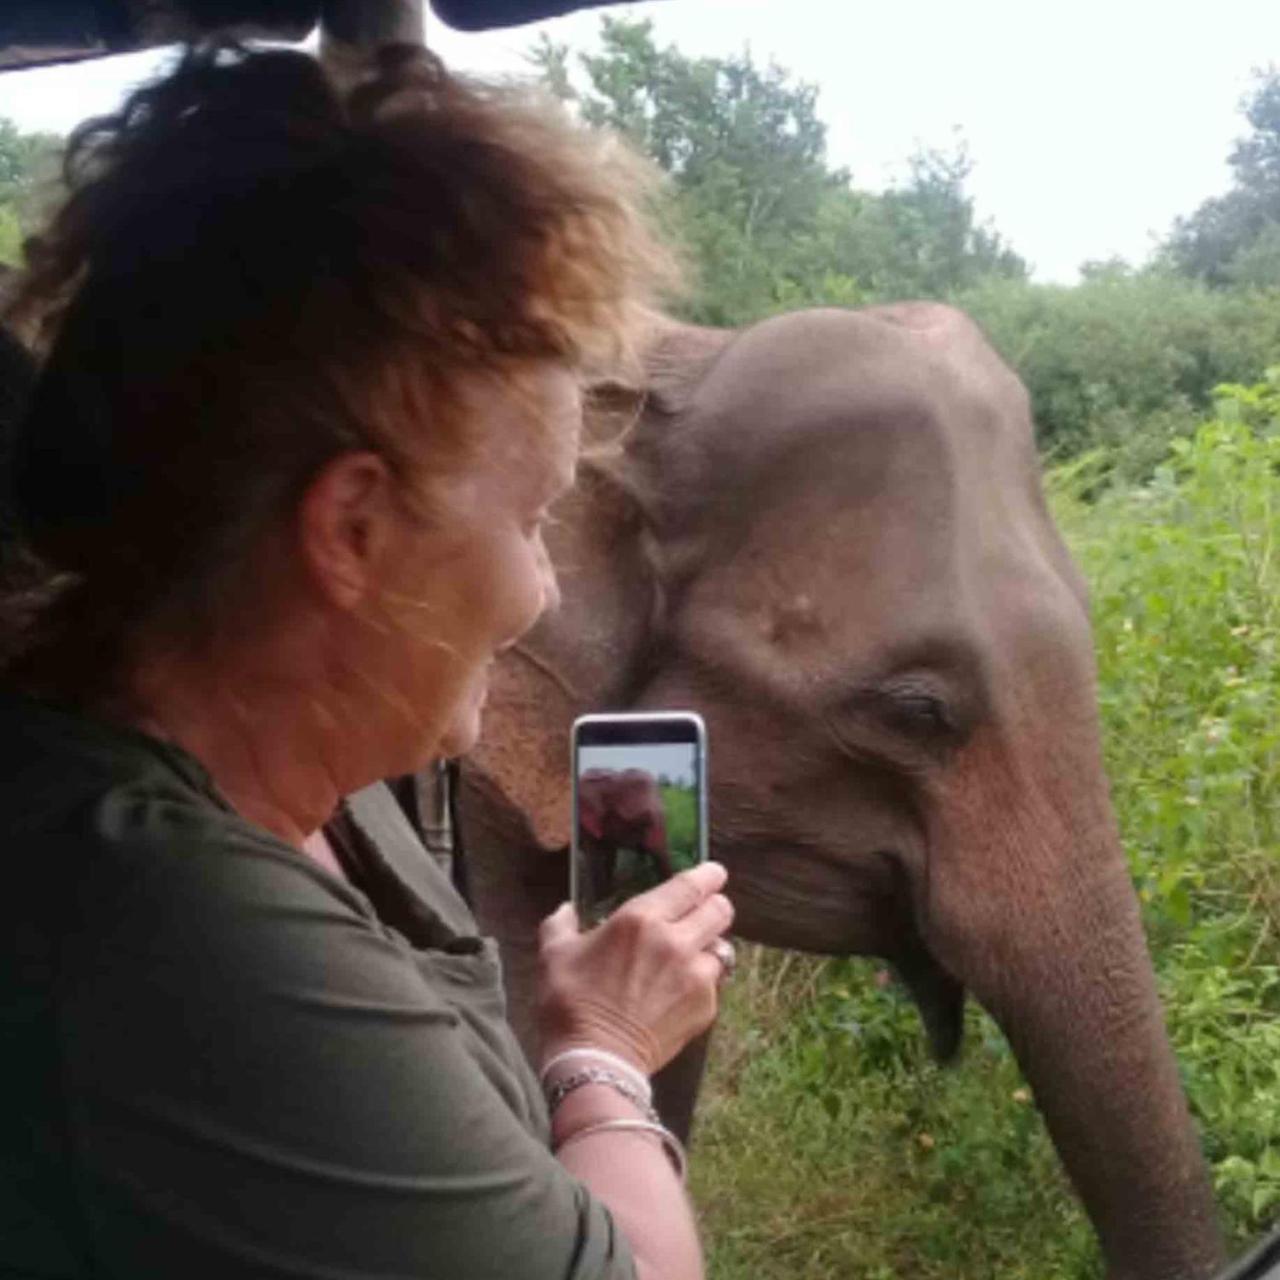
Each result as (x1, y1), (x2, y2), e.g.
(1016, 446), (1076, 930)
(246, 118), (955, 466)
(381, 364), (580, 763)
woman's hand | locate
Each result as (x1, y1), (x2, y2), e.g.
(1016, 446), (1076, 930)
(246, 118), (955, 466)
(535, 862), (734, 1075)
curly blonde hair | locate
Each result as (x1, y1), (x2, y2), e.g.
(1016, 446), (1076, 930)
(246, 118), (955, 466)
(2, 42), (678, 694)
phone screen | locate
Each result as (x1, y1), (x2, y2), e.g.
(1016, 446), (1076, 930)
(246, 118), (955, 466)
(571, 713), (707, 926)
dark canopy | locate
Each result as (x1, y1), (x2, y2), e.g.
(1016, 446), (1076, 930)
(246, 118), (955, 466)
(0, 0), (635, 70)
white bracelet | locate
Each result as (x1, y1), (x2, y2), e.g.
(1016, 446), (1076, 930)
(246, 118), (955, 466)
(544, 1067), (659, 1125)
(539, 1047), (652, 1106)
(553, 1117), (687, 1183)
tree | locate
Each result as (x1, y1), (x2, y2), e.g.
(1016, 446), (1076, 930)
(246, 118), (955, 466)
(958, 273), (1280, 452)
(534, 17), (846, 324)
(1163, 68), (1280, 286)
(1079, 256), (1134, 283)
(531, 19), (1022, 324)
(821, 139), (1025, 301)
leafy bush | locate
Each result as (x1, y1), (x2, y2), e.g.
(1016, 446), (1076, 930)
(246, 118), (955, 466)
(1053, 370), (1280, 1239)
(660, 782), (699, 869)
(958, 276), (1280, 455)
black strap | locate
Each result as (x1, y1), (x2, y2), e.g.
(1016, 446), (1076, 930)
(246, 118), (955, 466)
(386, 762), (473, 910)
(444, 759), (473, 908)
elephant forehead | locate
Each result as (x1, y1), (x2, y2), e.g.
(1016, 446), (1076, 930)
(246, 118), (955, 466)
(672, 304), (1035, 482)
(663, 428), (1081, 701)
(667, 472), (1090, 728)
(678, 476), (974, 668)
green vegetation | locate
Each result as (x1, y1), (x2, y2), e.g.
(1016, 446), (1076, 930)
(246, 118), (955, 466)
(534, 26), (1280, 460)
(530, 31), (1280, 1271)
(0, 116), (62, 268)
(1161, 73), (1280, 287)
(660, 782), (699, 871)
(692, 375), (1280, 1278)
(958, 274), (1280, 457)
(531, 18), (1026, 329)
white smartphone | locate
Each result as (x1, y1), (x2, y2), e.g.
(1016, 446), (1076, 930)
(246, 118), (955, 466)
(571, 711), (709, 926)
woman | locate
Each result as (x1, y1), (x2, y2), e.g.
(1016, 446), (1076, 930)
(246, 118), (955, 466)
(0, 43), (734, 1279)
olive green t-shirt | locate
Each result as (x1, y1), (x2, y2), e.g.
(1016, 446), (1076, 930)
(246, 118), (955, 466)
(0, 692), (635, 1279)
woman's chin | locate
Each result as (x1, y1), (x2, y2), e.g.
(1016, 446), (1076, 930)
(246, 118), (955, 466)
(437, 704), (483, 759)
(433, 669), (491, 759)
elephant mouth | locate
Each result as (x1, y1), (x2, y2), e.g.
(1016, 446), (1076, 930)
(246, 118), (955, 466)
(717, 841), (966, 1061)
(892, 937), (965, 1062)
(880, 850), (966, 1062)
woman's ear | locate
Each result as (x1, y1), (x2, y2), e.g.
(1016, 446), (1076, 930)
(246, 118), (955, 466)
(296, 451), (399, 611)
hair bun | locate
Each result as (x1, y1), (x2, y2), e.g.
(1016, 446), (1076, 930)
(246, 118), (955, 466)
(64, 46), (351, 287)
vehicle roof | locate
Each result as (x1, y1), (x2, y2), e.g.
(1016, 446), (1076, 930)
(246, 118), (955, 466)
(0, 0), (635, 71)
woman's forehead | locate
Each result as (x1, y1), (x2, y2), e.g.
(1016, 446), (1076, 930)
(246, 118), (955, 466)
(470, 365), (580, 461)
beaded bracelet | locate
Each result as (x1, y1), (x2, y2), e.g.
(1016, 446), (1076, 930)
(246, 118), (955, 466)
(544, 1066), (660, 1125)
(539, 1047), (652, 1105)
(554, 1117), (688, 1183)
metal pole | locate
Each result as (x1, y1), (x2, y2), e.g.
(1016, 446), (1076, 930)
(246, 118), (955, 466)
(319, 0), (425, 81)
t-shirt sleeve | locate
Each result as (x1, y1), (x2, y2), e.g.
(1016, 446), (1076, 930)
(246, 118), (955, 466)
(56, 815), (637, 1280)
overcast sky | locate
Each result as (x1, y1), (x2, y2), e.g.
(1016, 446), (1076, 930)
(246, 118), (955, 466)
(0, 0), (1275, 282)
(579, 744), (697, 787)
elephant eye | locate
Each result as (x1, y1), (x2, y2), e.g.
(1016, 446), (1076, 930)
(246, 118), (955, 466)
(884, 691), (954, 735)
(841, 679), (962, 746)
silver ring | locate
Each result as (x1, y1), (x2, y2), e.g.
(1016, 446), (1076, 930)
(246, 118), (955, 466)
(711, 938), (736, 981)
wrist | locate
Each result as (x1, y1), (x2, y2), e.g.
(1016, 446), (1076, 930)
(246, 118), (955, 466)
(540, 1046), (652, 1099)
(538, 1001), (660, 1075)
(550, 1081), (648, 1145)
(552, 1112), (689, 1184)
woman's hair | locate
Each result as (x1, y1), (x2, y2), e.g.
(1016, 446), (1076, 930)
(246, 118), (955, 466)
(2, 42), (676, 696)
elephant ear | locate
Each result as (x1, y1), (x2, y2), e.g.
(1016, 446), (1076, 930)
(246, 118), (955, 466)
(467, 645), (581, 850)
(466, 317), (734, 852)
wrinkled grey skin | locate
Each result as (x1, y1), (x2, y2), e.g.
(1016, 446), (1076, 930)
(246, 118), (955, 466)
(460, 303), (1223, 1280)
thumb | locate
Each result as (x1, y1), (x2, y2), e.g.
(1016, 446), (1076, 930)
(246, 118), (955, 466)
(538, 900), (580, 946)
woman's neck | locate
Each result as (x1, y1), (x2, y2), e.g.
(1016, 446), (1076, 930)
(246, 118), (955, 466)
(113, 652), (359, 848)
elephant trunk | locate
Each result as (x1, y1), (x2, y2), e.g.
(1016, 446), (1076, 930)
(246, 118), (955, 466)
(926, 732), (1223, 1280)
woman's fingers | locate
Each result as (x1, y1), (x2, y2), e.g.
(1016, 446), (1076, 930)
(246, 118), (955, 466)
(636, 861), (728, 922)
(689, 947), (726, 993)
(539, 901), (580, 946)
(535, 864), (732, 1073)
(672, 891), (735, 953)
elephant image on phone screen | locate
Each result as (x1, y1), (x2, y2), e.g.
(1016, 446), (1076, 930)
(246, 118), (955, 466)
(576, 766), (695, 920)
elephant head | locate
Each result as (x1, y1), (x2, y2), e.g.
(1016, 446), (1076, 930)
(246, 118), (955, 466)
(577, 767), (670, 864)
(466, 303), (1222, 1280)
(576, 767), (672, 914)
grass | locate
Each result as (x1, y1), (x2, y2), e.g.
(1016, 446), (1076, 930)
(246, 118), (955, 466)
(693, 371), (1280, 1278)
(693, 953), (1095, 1279)
(662, 782), (700, 869)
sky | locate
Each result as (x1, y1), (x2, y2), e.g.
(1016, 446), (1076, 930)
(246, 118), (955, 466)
(0, 0), (1276, 282)
(579, 743), (697, 787)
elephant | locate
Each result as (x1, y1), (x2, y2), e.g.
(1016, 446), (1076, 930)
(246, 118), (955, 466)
(576, 767), (673, 918)
(456, 301), (1224, 1280)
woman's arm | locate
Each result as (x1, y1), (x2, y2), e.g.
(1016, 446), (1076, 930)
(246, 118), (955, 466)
(60, 828), (638, 1280)
(533, 864), (737, 1280)
(553, 1083), (703, 1280)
